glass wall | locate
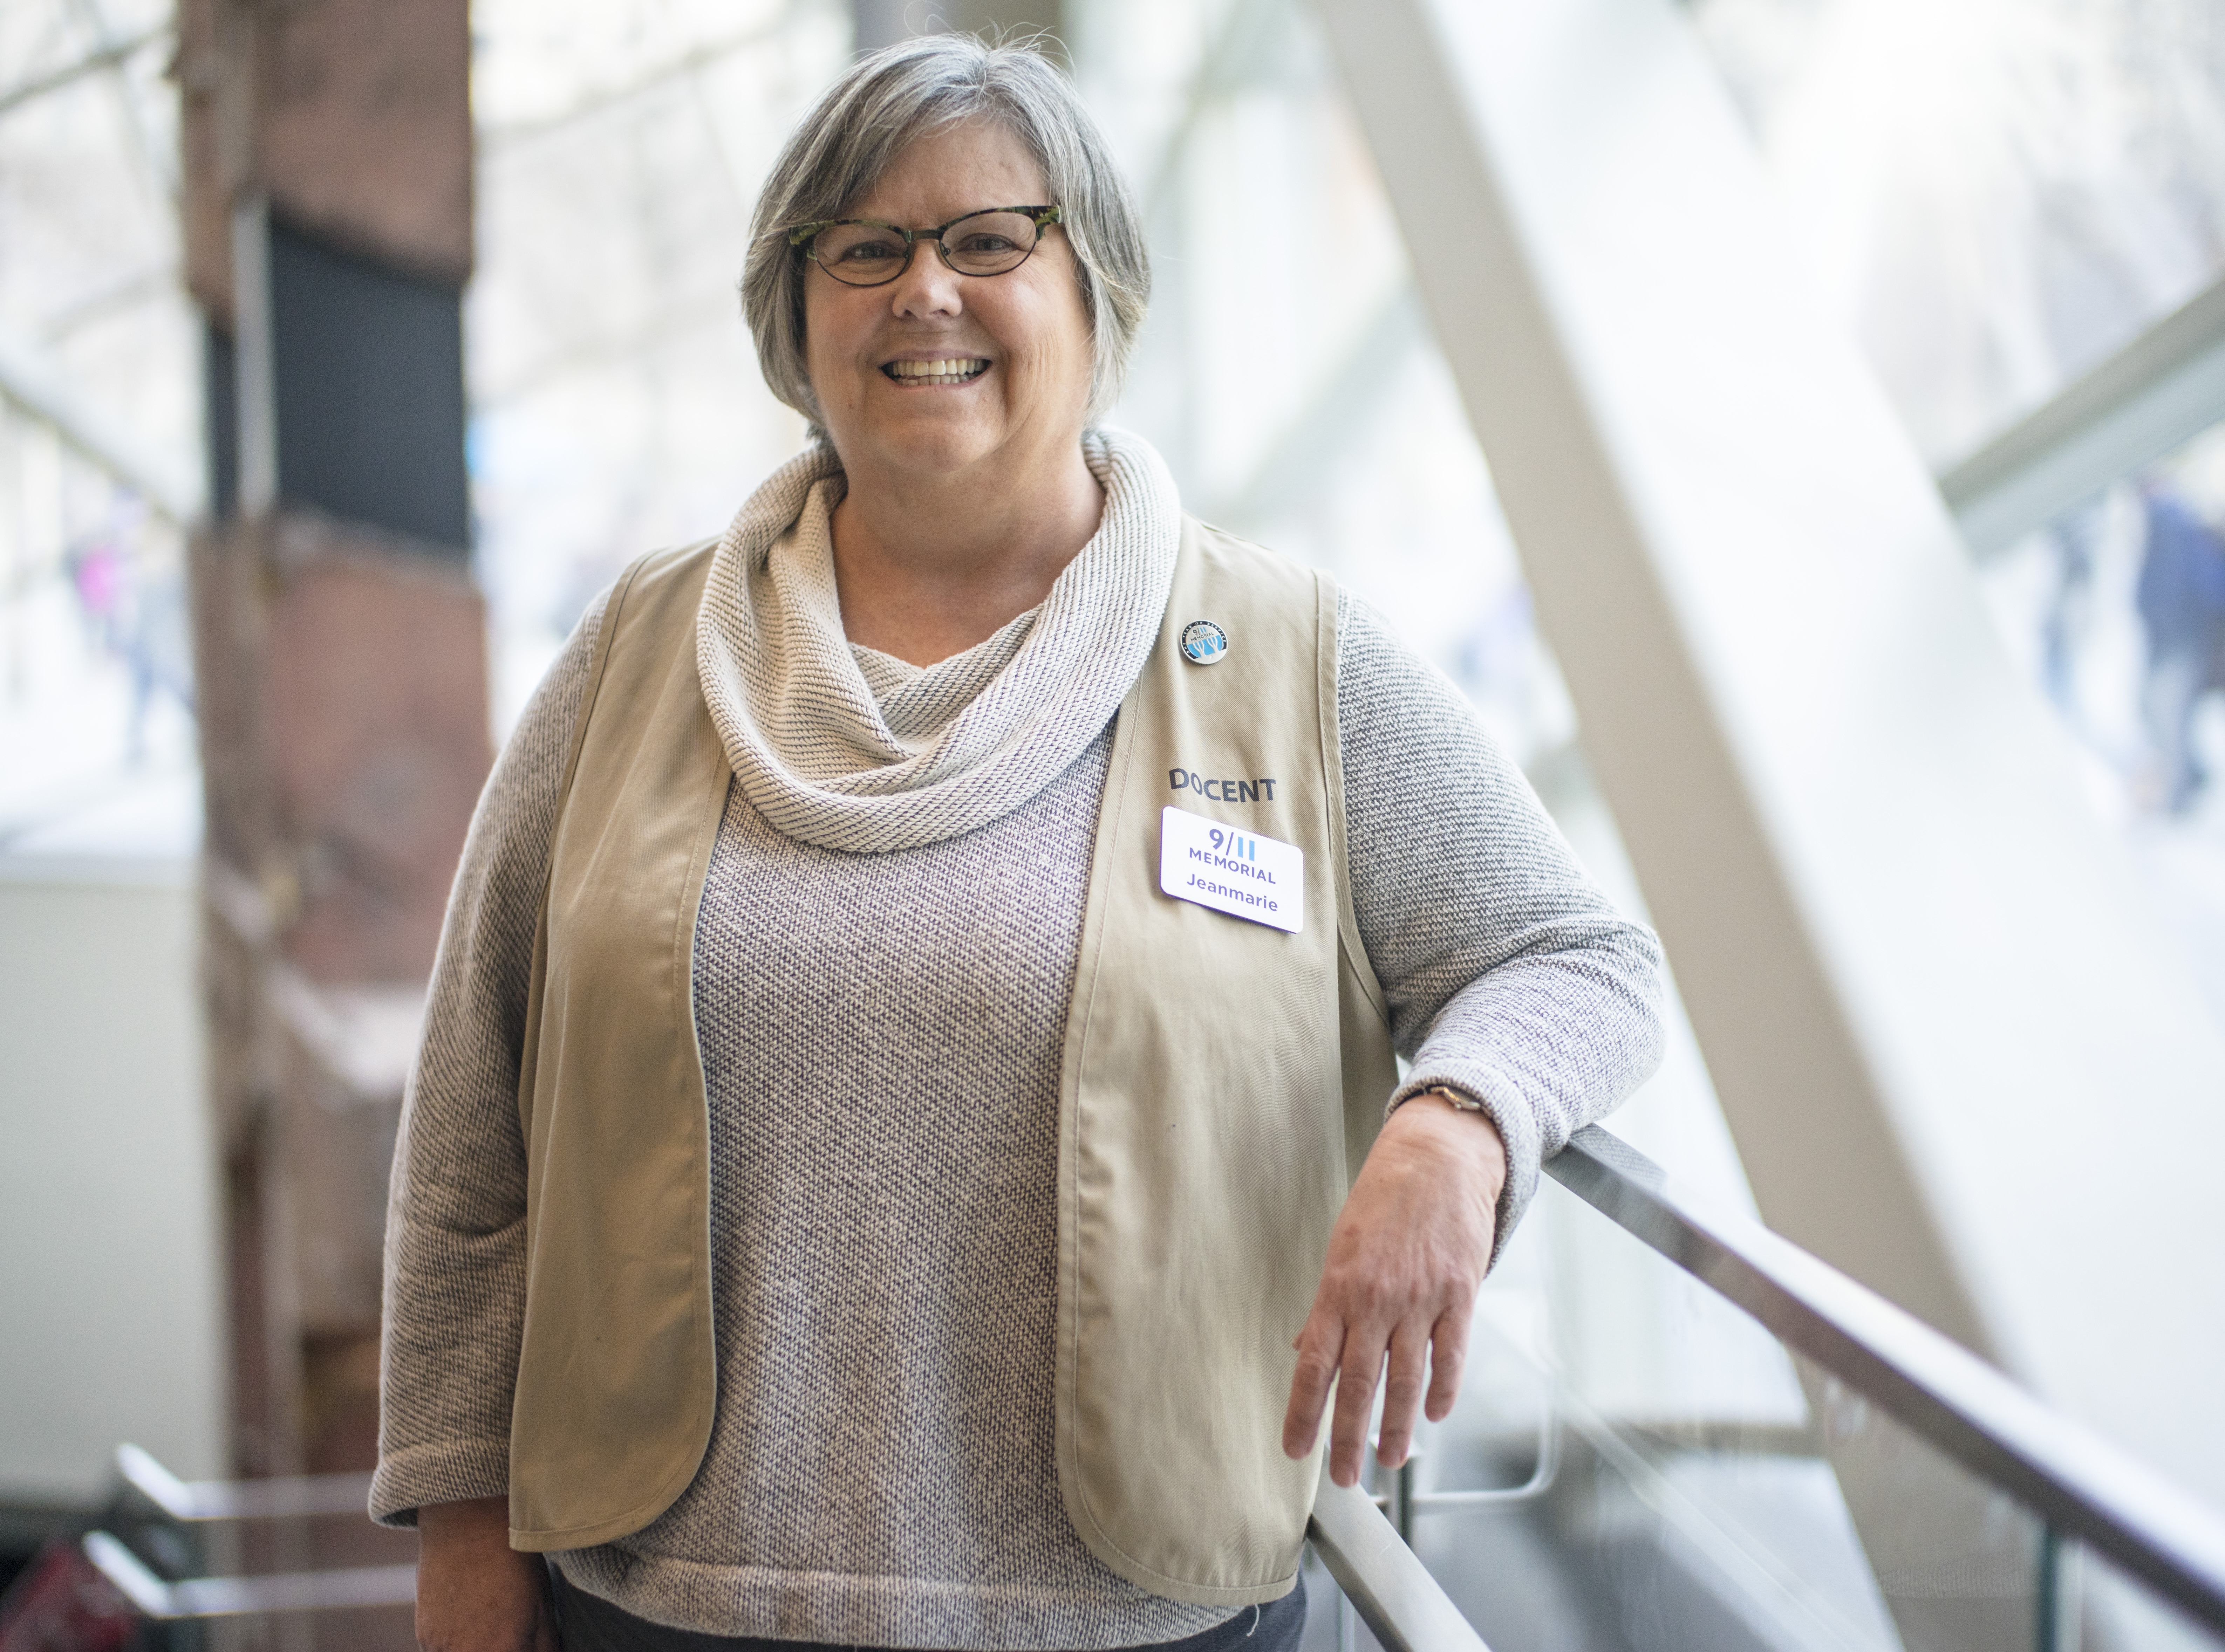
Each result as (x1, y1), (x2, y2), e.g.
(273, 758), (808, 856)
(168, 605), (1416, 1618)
(1692, 0), (2225, 464)
(467, 0), (848, 726)
(0, 0), (199, 861)
(1691, 0), (2225, 1025)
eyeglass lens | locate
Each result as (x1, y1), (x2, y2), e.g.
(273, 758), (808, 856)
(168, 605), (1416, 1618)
(812, 211), (1043, 286)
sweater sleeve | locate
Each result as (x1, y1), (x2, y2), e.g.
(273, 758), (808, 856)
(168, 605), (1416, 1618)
(372, 590), (609, 1527)
(1336, 590), (1665, 1264)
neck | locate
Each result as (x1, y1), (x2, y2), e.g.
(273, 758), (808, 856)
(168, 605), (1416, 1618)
(828, 433), (1106, 667)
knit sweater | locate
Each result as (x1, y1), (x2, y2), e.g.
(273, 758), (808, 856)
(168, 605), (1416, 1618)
(375, 449), (1665, 1651)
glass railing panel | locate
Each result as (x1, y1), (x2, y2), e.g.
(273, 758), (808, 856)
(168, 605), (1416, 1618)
(2077, 1531), (2225, 1652)
(45, 1452), (419, 1652)
(1345, 1140), (2225, 1652)
(1795, 1350), (2043, 1652)
(1388, 1180), (1907, 1652)
(1808, 1358), (2225, 1652)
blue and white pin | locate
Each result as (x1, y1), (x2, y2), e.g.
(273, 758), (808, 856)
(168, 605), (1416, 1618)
(1180, 619), (1229, 665)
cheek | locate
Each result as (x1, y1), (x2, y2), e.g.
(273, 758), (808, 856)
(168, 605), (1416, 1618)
(1010, 289), (1095, 406)
(802, 291), (865, 404)
(1057, 314), (1096, 409)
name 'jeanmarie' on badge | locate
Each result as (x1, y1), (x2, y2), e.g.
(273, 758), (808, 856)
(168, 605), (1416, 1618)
(1158, 806), (1303, 933)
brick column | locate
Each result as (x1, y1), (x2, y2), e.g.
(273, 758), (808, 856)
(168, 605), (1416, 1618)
(173, 0), (485, 1506)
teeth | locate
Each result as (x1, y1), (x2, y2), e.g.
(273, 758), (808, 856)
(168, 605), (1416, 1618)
(887, 357), (989, 381)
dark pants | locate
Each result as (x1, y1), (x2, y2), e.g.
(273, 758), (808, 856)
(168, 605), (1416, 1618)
(547, 1563), (1308, 1652)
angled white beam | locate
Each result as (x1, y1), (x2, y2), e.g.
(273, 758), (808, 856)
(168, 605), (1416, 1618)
(1315, 0), (2225, 1519)
(0, 325), (198, 522)
(1939, 272), (2225, 555)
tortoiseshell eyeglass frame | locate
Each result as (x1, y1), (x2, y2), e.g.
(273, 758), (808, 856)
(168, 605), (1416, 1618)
(784, 205), (1064, 287)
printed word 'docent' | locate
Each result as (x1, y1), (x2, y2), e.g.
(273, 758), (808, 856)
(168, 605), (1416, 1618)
(1167, 769), (1277, 804)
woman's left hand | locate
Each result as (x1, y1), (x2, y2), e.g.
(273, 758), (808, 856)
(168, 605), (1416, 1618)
(1281, 1091), (1508, 1486)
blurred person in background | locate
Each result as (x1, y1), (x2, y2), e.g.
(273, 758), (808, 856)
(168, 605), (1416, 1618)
(2136, 480), (2225, 813)
(2040, 503), (2101, 715)
(374, 33), (1663, 1652)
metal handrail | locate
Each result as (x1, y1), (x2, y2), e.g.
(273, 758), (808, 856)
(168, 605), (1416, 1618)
(78, 1445), (412, 1620)
(82, 1532), (417, 1619)
(1308, 1471), (1491, 1652)
(85, 1135), (2225, 1646)
(1406, 1394), (1560, 1515)
(91, 1442), (1499, 1646)
(115, 1444), (377, 1521)
(1545, 1124), (2225, 1634)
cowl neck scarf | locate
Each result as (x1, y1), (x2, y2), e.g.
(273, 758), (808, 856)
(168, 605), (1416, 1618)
(695, 427), (1181, 855)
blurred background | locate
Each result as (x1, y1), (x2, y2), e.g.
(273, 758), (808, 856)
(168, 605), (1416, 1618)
(4, 1), (2225, 1650)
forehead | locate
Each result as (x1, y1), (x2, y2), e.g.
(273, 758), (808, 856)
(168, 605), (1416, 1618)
(845, 117), (1049, 224)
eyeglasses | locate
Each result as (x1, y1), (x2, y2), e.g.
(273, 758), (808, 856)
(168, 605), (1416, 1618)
(786, 205), (1063, 288)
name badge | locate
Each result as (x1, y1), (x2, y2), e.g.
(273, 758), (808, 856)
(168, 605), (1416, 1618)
(1159, 806), (1303, 933)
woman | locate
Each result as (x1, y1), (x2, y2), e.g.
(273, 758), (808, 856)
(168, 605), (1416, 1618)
(376, 32), (1664, 1652)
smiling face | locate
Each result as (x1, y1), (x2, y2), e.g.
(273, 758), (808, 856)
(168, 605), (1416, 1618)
(801, 117), (1096, 491)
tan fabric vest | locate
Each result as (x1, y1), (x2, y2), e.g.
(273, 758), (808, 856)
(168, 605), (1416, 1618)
(509, 519), (1397, 1607)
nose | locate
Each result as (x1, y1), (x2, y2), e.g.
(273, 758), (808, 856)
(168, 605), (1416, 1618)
(886, 240), (964, 321)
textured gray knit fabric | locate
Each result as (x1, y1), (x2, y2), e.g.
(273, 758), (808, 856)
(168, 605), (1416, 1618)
(376, 533), (1665, 1651)
(696, 429), (1180, 854)
(554, 726), (1198, 1649)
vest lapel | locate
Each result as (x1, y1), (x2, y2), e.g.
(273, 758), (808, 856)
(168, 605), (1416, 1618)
(1054, 519), (1394, 1604)
(511, 541), (728, 1550)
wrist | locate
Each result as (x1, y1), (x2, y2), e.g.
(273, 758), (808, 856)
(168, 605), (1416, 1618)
(1393, 1086), (1508, 1199)
(418, 1494), (513, 1551)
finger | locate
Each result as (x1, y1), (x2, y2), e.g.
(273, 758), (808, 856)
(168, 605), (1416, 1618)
(1375, 1318), (1432, 1467)
(1424, 1306), (1469, 1423)
(1329, 1328), (1388, 1487)
(1282, 1307), (1346, 1459)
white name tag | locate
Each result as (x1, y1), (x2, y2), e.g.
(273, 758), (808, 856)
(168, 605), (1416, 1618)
(1159, 806), (1303, 933)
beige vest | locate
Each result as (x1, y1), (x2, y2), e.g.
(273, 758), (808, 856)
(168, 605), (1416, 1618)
(509, 519), (1397, 1607)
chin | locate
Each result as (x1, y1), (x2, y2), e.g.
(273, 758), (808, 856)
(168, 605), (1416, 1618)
(864, 413), (1005, 475)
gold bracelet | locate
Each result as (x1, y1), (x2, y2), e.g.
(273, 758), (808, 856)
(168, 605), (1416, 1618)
(1422, 1084), (1488, 1116)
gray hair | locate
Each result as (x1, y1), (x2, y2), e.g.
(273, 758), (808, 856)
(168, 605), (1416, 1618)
(741, 33), (1150, 425)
